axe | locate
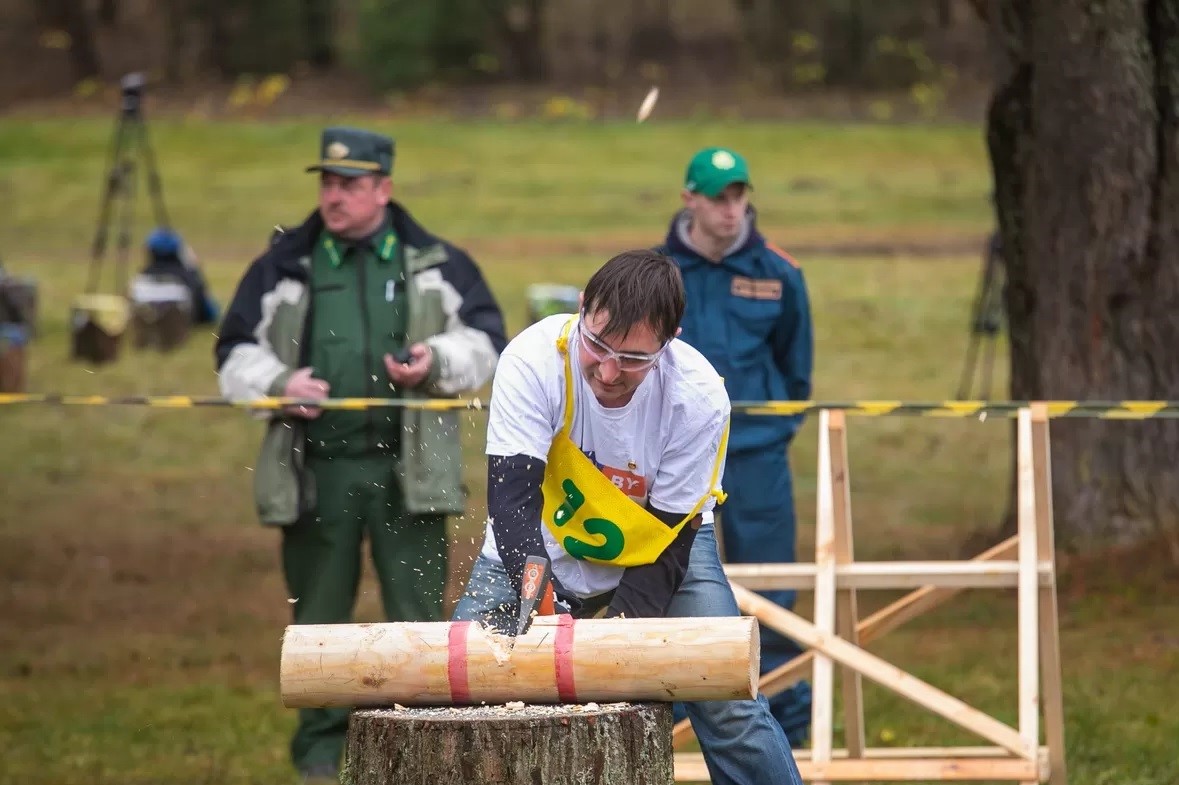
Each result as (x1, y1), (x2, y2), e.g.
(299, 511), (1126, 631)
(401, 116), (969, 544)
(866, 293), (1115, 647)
(510, 555), (555, 651)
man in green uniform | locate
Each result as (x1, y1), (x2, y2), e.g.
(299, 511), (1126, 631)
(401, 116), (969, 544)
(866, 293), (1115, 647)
(215, 127), (507, 783)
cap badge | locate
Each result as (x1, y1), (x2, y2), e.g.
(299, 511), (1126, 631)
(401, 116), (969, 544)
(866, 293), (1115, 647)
(326, 141), (349, 159)
(711, 150), (736, 170)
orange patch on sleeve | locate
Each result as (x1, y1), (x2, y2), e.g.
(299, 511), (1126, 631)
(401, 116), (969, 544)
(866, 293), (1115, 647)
(767, 241), (800, 269)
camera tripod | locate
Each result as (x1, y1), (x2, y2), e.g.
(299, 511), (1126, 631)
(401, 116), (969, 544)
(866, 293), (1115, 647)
(84, 72), (172, 297)
(955, 231), (1006, 400)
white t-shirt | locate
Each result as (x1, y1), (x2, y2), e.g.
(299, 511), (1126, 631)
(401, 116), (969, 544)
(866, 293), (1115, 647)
(479, 314), (731, 598)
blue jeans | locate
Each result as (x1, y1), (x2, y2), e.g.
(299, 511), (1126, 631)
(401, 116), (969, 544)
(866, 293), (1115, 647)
(453, 524), (804, 785)
(710, 446), (812, 746)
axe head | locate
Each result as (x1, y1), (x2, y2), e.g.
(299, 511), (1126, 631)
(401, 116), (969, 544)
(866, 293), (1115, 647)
(512, 555), (555, 647)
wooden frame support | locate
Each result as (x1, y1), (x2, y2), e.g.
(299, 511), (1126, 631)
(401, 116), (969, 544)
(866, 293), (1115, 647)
(1016, 408), (1040, 785)
(1031, 404), (1068, 785)
(673, 408), (1068, 784)
(721, 561), (1053, 590)
(810, 409), (837, 782)
(674, 750), (1046, 782)
(830, 411), (865, 760)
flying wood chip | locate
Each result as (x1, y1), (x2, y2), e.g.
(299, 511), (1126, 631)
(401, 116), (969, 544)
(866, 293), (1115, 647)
(637, 86), (659, 123)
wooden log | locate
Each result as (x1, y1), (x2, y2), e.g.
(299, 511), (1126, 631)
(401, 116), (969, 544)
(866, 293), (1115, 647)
(282, 615), (758, 709)
(343, 702), (672, 785)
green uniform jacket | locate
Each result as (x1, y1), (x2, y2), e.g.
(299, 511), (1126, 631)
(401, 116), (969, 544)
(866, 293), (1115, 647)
(214, 201), (508, 524)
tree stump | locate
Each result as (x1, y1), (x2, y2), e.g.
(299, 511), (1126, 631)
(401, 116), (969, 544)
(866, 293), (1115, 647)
(342, 702), (673, 785)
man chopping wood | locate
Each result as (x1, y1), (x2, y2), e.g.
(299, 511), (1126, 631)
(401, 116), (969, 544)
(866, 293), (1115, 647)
(453, 249), (804, 785)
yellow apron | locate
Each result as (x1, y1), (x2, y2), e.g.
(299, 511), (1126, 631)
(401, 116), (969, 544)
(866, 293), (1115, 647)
(540, 317), (729, 567)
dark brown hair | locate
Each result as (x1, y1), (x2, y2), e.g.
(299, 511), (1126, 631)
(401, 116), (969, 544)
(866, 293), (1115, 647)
(581, 249), (685, 343)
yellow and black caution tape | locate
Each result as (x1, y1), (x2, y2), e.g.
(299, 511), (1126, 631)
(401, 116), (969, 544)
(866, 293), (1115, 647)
(0, 393), (483, 411)
(2, 394), (1179, 418)
(733, 400), (1179, 419)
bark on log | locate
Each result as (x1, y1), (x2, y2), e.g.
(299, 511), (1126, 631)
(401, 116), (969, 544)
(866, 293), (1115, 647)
(342, 702), (673, 785)
(281, 615), (758, 709)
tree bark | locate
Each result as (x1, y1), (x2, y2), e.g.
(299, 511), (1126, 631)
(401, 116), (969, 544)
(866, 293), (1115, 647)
(201, 0), (231, 77)
(36, 0), (102, 80)
(160, 0), (187, 83)
(485, 0), (547, 81)
(301, 0), (335, 68)
(97, 0), (118, 25)
(986, 0), (1179, 559)
(342, 703), (673, 785)
(964, 0), (990, 24)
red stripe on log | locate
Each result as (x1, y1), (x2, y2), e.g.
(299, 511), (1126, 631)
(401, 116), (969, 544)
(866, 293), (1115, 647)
(447, 621), (472, 704)
(555, 614), (578, 703)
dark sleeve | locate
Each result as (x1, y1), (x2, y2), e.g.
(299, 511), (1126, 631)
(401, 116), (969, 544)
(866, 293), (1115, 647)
(487, 454), (548, 596)
(213, 258), (268, 370)
(602, 506), (702, 619)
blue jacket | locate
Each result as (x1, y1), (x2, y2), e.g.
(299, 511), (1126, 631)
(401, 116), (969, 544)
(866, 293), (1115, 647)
(659, 208), (814, 454)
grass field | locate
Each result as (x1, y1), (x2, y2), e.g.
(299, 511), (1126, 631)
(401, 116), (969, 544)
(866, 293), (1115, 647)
(1, 117), (1176, 785)
(0, 116), (990, 259)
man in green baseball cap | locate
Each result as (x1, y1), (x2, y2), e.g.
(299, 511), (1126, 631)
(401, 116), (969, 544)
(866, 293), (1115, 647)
(216, 125), (507, 784)
(656, 145), (815, 749)
(683, 145), (753, 199)
(677, 146), (756, 255)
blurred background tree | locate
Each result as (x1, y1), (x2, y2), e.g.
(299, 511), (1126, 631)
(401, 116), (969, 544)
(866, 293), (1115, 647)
(2, 0), (988, 105)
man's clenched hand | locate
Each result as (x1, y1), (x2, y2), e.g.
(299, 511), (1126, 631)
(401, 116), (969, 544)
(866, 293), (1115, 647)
(283, 367), (330, 418)
(384, 343), (433, 389)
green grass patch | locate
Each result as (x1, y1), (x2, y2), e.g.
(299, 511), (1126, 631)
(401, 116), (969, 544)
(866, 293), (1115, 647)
(0, 118), (991, 259)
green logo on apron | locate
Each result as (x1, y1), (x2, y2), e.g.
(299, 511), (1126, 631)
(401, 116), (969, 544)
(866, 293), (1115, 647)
(552, 478), (626, 561)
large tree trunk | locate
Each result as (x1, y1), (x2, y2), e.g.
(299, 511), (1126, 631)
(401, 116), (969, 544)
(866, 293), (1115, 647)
(301, 0), (335, 68)
(986, 0), (1179, 559)
(160, 0), (187, 83)
(97, 0), (118, 25)
(202, 0), (231, 77)
(36, 0), (102, 80)
(489, 0), (547, 81)
(343, 703), (673, 785)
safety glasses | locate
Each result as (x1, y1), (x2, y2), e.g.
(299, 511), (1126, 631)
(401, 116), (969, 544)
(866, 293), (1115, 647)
(578, 322), (666, 372)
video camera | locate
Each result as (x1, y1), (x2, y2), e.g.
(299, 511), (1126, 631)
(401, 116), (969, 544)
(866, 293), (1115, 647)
(73, 71), (172, 365)
(120, 72), (146, 115)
